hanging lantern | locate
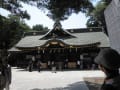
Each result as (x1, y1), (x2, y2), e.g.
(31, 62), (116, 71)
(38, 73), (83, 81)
(80, 54), (83, 59)
(43, 49), (44, 53)
(76, 48), (77, 52)
(37, 47), (40, 54)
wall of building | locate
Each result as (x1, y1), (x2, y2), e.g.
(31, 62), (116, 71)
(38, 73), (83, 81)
(104, 0), (120, 53)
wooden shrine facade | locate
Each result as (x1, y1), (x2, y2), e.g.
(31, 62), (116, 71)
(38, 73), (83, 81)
(8, 21), (110, 70)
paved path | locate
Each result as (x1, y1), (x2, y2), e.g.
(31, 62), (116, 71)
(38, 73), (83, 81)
(10, 68), (105, 90)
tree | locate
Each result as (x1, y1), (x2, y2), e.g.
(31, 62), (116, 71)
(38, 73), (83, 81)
(0, 0), (31, 49)
(0, 0), (30, 20)
(0, 15), (31, 49)
(8, 15), (31, 46)
(42, 0), (94, 21)
(32, 24), (49, 31)
(0, 15), (10, 49)
(1, 0), (94, 21)
(86, 0), (112, 35)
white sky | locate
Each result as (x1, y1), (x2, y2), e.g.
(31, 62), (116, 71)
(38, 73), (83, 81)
(21, 3), (88, 29)
(0, 0), (100, 29)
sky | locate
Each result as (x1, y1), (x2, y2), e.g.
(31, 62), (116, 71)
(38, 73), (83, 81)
(21, 2), (88, 29)
(0, 0), (100, 29)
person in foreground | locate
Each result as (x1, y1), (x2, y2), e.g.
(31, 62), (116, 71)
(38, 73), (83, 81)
(94, 48), (120, 90)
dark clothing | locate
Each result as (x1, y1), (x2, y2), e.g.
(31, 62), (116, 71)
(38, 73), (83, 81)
(101, 75), (120, 90)
(37, 61), (41, 72)
(0, 64), (11, 90)
(28, 60), (33, 72)
(95, 48), (120, 70)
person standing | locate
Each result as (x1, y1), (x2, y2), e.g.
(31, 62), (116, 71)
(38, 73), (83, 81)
(94, 48), (120, 90)
(28, 60), (33, 72)
(37, 60), (41, 72)
(77, 60), (80, 69)
(51, 61), (56, 73)
(28, 56), (35, 72)
(0, 50), (11, 90)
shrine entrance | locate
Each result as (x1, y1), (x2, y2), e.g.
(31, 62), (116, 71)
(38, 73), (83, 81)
(42, 40), (67, 70)
(8, 21), (107, 71)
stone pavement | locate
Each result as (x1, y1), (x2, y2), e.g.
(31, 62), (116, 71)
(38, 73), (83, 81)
(9, 67), (105, 90)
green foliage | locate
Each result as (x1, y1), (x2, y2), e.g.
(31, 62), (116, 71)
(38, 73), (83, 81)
(32, 24), (49, 31)
(0, 15), (31, 49)
(0, 0), (30, 19)
(45, 0), (94, 21)
(86, 0), (112, 35)
(1, 0), (94, 21)
(1, 0), (112, 22)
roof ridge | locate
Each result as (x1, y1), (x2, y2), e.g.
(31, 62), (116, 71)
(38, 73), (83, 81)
(40, 21), (76, 40)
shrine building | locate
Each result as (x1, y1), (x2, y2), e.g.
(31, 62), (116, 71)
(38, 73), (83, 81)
(9, 21), (110, 70)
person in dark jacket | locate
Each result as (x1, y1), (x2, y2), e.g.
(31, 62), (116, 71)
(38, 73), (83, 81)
(0, 50), (11, 90)
(94, 48), (120, 90)
(28, 60), (33, 72)
(37, 60), (41, 72)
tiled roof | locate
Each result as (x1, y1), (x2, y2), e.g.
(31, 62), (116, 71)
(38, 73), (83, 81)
(8, 47), (21, 52)
(15, 30), (110, 48)
(65, 32), (109, 47)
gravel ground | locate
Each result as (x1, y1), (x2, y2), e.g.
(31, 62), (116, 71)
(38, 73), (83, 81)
(9, 67), (105, 90)
(84, 77), (104, 90)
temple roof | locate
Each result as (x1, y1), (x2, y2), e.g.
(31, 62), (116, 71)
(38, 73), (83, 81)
(40, 20), (76, 39)
(8, 47), (21, 52)
(15, 28), (110, 49)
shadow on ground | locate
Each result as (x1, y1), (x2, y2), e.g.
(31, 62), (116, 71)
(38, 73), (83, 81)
(31, 81), (88, 90)
(85, 81), (101, 90)
(84, 77), (104, 90)
(30, 78), (104, 90)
